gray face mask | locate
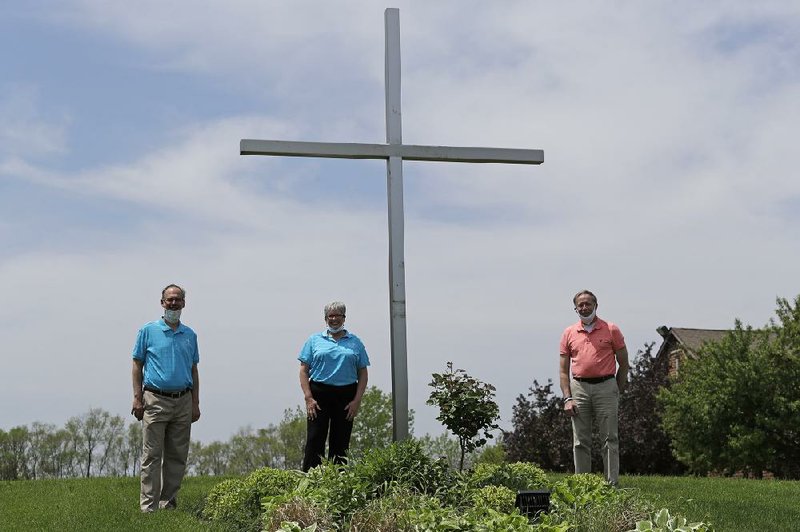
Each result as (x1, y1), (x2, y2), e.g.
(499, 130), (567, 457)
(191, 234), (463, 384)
(164, 309), (182, 324)
(327, 325), (345, 334)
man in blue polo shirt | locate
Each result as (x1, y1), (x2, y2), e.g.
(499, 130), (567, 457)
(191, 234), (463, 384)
(131, 284), (200, 512)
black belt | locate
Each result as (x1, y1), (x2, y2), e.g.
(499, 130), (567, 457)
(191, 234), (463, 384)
(144, 386), (191, 398)
(573, 375), (615, 384)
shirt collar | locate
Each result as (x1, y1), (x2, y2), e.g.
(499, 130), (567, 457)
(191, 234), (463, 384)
(573, 317), (605, 333)
(159, 318), (184, 333)
(323, 329), (350, 339)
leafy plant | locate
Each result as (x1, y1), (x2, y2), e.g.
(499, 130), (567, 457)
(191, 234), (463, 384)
(631, 508), (711, 532)
(471, 484), (517, 514)
(469, 461), (549, 492)
(540, 474), (652, 532)
(427, 362), (500, 471)
(201, 467), (303, 531)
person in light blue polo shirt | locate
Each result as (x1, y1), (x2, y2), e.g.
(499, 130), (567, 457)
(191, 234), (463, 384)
(299, 301), (370, 471)
(131, 284), (200, 512)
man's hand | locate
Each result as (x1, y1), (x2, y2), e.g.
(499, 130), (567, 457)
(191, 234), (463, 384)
(564, 399), (578, 417)
(192, 404), (201, 423)
(131, 398), (144, 421)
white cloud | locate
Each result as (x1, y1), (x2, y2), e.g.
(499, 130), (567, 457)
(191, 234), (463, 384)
(0, 84), (69, 158)
(2, 1), (799, 440)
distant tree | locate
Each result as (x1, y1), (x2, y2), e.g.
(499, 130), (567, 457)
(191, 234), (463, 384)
(427, 362), (500, 471)
(503, 379), (573, 471)
(473, 439), (507, 466)
(41, 427), (77, 478)
(119, 421), (142, 477)
(96, 413), (125, 476)
(350, 386), (415, 457)
(226, 426), (282, 474)
(65, 408), (123, 477)
(276, 407), (305, 470)
(27, 422), (55, 480)
(191, 441), (230, 476)
(417, 432), (465, 470)
(0, 426), (31, 480)
(619, 343), (685, 475)
(660, 295), (800, 479)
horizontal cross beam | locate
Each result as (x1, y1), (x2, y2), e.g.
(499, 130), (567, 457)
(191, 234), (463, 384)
(241, 139), (544, 165)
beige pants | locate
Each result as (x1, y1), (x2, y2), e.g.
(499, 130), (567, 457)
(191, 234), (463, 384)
(140, 390), (192, 511)
(570, 377), (620, 485)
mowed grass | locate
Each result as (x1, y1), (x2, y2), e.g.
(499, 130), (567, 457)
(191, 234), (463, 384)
(0, 476), (227, 532)
(622, 475), (800, 532)
(1, 474), (799, 531)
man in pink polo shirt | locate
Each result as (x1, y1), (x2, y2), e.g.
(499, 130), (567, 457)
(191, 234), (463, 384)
(559, 289), (629, 485)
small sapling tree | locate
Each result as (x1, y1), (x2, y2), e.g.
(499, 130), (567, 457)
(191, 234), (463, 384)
(427, 362), (500, 471)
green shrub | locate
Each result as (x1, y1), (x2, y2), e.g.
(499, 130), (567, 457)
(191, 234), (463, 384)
(469, 461), (550, 491)
(352, 438), (459, 499)
(540, 474), (652, 532)
(471, 484), (517, 514)
(201, 467), (303, 531)
(301, 461), (369, 521)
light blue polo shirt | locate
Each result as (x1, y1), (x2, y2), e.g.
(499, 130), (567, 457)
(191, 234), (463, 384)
(132, 319), (199, 391)
(298, 331), (370, 386)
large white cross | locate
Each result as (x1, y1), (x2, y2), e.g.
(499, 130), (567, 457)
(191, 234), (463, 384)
(241, 8), (543, 441)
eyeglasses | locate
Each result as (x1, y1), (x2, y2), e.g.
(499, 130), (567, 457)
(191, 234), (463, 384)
(326, 314), (345, 319)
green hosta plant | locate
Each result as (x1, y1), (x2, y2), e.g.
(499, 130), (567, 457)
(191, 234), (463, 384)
(276, 522), (318, 532)
(632, 508), (712, 532)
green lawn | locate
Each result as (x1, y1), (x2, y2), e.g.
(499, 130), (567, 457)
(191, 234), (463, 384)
(0, 476), (226, 532)
(1, 474), (798, 531)
(622, 475), (800, 532)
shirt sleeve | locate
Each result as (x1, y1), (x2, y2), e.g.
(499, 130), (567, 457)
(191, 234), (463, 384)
(559, 328), (571, 357)
(298, 336), (314, 365)
(610, 324), (626, 351)
(132, 327), (147, 361)
(357, 339), (370, 368)
(192, 333), (200, 364)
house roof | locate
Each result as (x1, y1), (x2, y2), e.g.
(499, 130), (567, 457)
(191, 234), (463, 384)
(655, 327), (730, 359)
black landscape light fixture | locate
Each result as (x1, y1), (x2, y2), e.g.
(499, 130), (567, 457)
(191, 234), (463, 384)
(515, 490), (551, 519)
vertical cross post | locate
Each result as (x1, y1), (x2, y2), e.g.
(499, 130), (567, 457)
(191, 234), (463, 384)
(384, 8), (410, 441)
(240, 8), (543, 442)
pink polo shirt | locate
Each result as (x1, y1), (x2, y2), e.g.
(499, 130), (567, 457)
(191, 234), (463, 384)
(560, 318), (625, 378)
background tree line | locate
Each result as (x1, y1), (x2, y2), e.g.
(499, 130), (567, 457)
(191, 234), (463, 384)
(6, 295), (798, 481)
(0, 386), (480, 480)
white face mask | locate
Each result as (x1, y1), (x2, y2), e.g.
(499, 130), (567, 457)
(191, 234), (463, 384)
(578, 309), (596, 325)
(164, 309), (182, 324)
(327, 325), (345, 334)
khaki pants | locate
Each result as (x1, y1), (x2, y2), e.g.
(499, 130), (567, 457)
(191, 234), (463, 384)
(140, 390), (192, 512)
(570, 377), (619, 485)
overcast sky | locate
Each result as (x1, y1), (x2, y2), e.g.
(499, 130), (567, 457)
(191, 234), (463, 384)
(2, 1), (798, 443)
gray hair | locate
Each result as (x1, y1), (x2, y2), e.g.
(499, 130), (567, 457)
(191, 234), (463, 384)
(162, 284), (186, 300)
(572, 289), (597, 306)
(324, 301), (346, 317)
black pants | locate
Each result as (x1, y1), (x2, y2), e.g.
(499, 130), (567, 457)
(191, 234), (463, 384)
(302, 380), (357, 471)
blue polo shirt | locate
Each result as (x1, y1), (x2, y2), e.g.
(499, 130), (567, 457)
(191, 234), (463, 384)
(298, 331), (370, 386)
(132, 319), (199, 391)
